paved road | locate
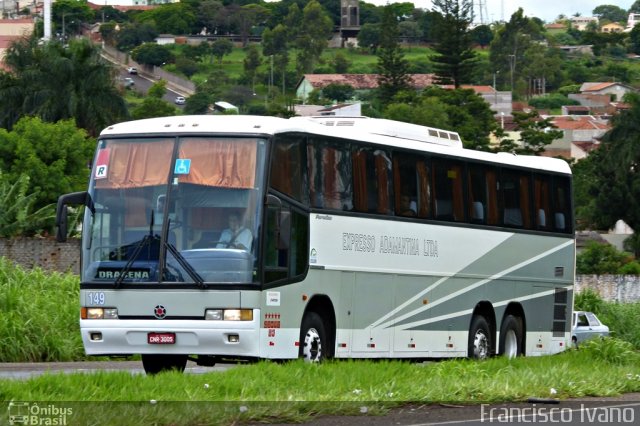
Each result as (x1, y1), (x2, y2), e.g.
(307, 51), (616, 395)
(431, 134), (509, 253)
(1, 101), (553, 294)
(117, 69), (186, 108)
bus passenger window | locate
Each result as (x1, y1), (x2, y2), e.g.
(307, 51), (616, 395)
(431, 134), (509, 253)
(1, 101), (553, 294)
(553, 177), (572, 232)
(433, 161), (463, 222)
(534, 175), (551, 230)
(501, 171), (523, 228)
(308, 139), (352, 211)
(352, 147), (391, 214)
(393, 154), (431, 218)
(270, 136), (307, 204)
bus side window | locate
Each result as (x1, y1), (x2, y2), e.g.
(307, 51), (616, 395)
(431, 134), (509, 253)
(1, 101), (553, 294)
(270, 135), (308, 204)
(393, 153), (431, 218)
(264, 202), (309, 284)
(553, 176), (572, 232)
(307, 138), (353, 211)
(433, 161), (464, 222)
(467, 165), (487, 224)
(534, 175), (551, 231)
(353, 147), (391, 215)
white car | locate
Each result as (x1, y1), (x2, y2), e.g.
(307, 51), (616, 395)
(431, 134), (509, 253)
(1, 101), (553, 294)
(127, 67), (138, 74)
(572, 311), (609, 346)
(175, 96), (186, 105)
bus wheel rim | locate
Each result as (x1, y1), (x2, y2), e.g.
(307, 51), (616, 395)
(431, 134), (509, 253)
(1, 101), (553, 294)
(303, 328), (322, 362)
(474, 330), (489, 359)
(504, 329), (518, 358)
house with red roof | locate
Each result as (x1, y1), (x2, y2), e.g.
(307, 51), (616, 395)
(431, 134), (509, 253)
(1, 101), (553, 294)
(579, 82), (637, 102)
(542, 115), (610, 160)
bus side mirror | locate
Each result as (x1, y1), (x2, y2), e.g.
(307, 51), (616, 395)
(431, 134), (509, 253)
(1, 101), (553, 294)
(56, 191), (90, 242)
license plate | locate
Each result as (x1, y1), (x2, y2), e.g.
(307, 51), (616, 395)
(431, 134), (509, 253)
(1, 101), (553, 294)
(147, 332), (176, 344)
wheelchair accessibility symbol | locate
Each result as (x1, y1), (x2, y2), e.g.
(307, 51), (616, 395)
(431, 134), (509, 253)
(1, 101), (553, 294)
(174, 159), (191, 175)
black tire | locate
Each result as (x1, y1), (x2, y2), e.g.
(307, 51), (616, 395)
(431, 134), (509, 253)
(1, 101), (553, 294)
(468, 315), (492, 360)
(299, 312), (327, 362)
(141, 354), (188, 375)
(499, 315), (523, 358)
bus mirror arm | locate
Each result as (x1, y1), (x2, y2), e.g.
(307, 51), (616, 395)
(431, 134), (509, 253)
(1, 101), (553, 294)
(266, 194), (281, 208)
(56, 191), (92, 243)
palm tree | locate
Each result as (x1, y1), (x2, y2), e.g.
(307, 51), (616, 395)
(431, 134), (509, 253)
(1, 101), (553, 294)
(0, 36), (129, 136)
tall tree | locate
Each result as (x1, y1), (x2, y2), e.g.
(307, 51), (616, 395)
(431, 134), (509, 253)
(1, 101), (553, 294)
(293, 0), (333, 75)
(592, 5), (628, 23)
(0, 37), (128, 136)
(430, 0), (477, 88)
(376, 5), (411, 104)
(489, 8), (544, 97)
(578, 93), (640, 232)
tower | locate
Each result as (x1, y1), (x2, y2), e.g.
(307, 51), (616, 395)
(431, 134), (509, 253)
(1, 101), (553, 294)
(340, 0), (360, 47)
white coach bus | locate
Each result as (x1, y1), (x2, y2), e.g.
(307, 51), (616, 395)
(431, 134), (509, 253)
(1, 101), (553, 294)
(56, 115), (575, 374)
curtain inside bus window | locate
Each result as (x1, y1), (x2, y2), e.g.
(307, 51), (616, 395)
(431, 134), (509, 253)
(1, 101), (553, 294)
(178, 138), (257, 189)
(486, 169), (499, 225)
(307, 139), (352, 211)
(270, 136), (307, 202)
(450, 164), (464, 222)
(534, 175), (551, 230)
(95, 140), (174, 189)
(375, 150), (391, 214)
(352, 150), (368, 212)
(416, 160), (431, 218)
(433, 161), (463, 221)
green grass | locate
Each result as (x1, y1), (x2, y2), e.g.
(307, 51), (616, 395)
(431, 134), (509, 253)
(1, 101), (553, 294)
(0, 258), (85, 362)
(1, 339), (639, 425)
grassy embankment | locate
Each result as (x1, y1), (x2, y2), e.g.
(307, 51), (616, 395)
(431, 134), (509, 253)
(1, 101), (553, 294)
(2, 259), (640, 424)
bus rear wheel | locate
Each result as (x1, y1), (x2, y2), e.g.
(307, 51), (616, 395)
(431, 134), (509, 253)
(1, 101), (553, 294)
(141, 354), (188, 375)
(499, 315), (523, 358)
(299, 312), (327, 362)
(468, 315), (492, 360)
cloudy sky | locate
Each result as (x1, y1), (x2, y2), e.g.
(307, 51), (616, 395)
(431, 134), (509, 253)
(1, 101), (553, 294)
(367, 0), (636, 23)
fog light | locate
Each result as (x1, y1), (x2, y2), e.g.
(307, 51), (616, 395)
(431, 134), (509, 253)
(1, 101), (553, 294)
(228, 334), (239, 343)
(205, 309), (222, 320)
(90, 332), (102, 341)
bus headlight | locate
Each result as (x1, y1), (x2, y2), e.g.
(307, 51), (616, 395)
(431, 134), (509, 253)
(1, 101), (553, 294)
(205, 309), (253, 321)
(82, 307), (118, 319)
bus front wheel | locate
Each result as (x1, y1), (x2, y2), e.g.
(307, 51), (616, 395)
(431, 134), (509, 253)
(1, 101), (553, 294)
(299, 312), (327, 362)
(141, 354), (188, 375)
(499, 315), (523, 358)
(468, 315), (492, 360)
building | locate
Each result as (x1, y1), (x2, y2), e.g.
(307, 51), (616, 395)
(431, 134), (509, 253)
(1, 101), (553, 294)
(294, 103), (362, 117)
(570, 16), (598, 31)
(627, 13), (640, 29)
(601, 23), (624, 33)
(295, 73), (436, 103)
(0, 18), (34, 65)
(579, 82), (637, 102)
(543, 115), (609, 160)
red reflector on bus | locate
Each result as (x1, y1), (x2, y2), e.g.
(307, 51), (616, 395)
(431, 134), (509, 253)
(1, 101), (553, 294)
(367, 343), (375, 348)
(269, 341), (274, 346)
(446, 343), (454, 348)
(294, 341), (300, 347)
(408, 343), (415, 348)
(339, 343), (347, 348)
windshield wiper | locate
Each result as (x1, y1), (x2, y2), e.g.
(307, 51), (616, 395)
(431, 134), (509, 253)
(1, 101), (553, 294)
(164, 219), (206, 288)
(114, 209), (156, 288)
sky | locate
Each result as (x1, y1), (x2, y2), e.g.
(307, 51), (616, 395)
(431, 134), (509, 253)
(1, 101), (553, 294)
(366, 0), (637, 23)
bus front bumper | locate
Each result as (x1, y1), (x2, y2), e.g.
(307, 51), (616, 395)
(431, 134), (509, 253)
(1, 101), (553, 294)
(80, 318), (260, 357)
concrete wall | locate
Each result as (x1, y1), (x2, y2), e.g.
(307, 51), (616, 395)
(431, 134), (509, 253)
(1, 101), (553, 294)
(575, 275), (640, 303)
(0, 237), (80, 274)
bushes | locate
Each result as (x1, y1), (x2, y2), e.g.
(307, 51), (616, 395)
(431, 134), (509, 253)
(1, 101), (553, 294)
(576, 241), (640, 274)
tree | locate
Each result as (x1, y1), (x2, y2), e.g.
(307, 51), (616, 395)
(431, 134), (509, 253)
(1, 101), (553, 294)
(243, 44), (262, 89)
(210, 39), (233, 64)
(376, 5), (411, 104)
(0, 37), (128, 136)
(580, 93), (640, 232)
(592, 5), (628, 23)
(292, 0), (333, 74)
(332, 51), (351, 73)
(471, 24), (493, 48)
(489, 8), (544, 97)
(495, 111), (562, 155)
(632, 0), (640, 13)
(137, 3), (198, 35)
(630, 24), (640, 55)
(0, 173), (55, 237)
(357, 23), (381, 53)
(175, 56), (199, 78)
(0, 117), (94, 215)
(430, 0), (477, 87)
(233, 4), (269, 47)
(322, 83), (355, 102)
(132, 43), (174, 67)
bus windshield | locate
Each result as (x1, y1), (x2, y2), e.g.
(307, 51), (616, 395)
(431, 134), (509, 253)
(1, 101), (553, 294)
(82, 136), (267, 285)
